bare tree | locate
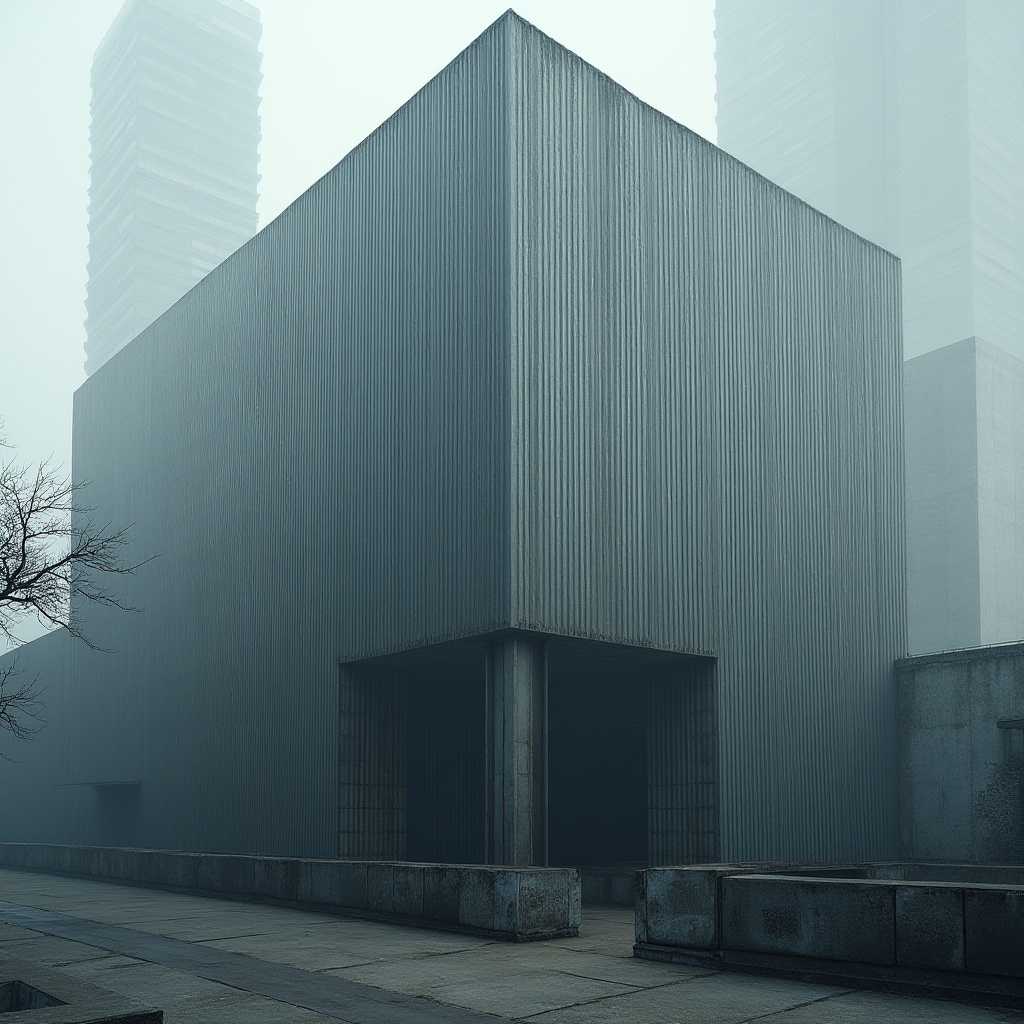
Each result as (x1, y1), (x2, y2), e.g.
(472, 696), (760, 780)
(0, 425), (149, 749)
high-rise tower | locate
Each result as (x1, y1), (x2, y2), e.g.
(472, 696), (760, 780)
(716, 0), (1024, 654)
(85, 0), (262, 375)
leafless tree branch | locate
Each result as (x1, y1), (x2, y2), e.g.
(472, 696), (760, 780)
(0, 421), (153, 742)
(0, 658), (46, 758)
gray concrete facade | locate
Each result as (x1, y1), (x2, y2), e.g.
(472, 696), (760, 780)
(898, 643), (1024, 862)
(0, 12), (904, 866)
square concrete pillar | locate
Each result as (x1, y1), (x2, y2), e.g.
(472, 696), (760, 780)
(486, 637), (548, 866)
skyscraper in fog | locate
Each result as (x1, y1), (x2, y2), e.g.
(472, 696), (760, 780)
(85, 0), (262, 375)
(716, 0), (1024, 654)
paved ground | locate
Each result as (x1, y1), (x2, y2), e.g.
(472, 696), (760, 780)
(0, 868), (1021, 1023)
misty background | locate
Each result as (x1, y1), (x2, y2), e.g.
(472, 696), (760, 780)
(0, 0), (716, 478)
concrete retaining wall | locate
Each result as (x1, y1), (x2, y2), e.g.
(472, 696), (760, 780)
(898, 643), (1024, 864)
(635, 865), (1024, 1005)
(0, 844), (580, 941)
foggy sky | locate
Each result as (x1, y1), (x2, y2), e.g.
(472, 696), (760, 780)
(0, 0), (717, 482)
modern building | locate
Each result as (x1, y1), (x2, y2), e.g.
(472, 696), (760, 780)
(0, 13), (905, 869)
(85, 0), (262, 375)
(715, 0), (1024, 654)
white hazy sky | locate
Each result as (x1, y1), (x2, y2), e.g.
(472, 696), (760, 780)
(0, 0), (717, 477)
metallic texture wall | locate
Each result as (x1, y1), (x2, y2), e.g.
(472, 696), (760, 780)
(0, 11), (904, 863)
(505, 17), (905, 860)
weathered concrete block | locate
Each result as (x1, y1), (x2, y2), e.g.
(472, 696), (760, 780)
(568, 868), (582, 929)
(299, 860), (340, 905)
(107, 848), (127, 879)
(722, 876), (895, 965)
(69, 846), (93, 877)
(151, 851), (195, 888)
(458, 868), (496, 929)
(367, 862), (395, 914)
(518, 870), (567, 935)
(422, 866), (460, 923)
(254, 857), (300, 901)
(635, 871), (648, 944)
(965, 887), (1024, 978)
(393, 864), (424, 918)
(122, 849), (143, 882)
(493, 870), (519, 933)
(132, 847), (161, 888)
(196, 854), (226, 893)
(91, 847), (114, 879)
(896, 884), (965, 970)
(201, 855), (256, 896)
(0, 846), (580, 942)
(337, 861), (369, 910)
(641, 868), (720, 949)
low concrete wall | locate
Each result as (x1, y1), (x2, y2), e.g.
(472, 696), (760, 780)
(898, 643), (1024, 864)
(580, 867), (635, 907)
(0, 844), (580, 941)
(635, 865), (1024, 1006)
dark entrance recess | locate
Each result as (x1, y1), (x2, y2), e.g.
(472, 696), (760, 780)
(406, 670), (485, 864)
(547, 668), (648, 868)
(548, 724), (647, 866)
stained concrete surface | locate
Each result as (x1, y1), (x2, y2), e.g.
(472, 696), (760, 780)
(0, 869), (1020, 1023)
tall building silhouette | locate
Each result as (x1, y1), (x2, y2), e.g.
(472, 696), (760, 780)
(85, 0), (262, 375)
(716, 0), (1024, 653)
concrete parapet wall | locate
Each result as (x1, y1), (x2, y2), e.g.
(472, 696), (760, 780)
(635, 865), (1024, 1005)
(897, 643), (1024, 864)
(0, 844), (580, 941)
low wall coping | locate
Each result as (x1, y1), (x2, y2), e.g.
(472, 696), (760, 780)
(0, 844), (580, 942)
(634, 863), (1024, 1007)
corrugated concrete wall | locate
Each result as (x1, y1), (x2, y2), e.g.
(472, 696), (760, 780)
(898, 644), (1024, 863)
(506, 18), (904, 860)
(0, 11), (904, 862)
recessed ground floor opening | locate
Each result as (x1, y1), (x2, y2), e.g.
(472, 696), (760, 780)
(338, 632), (718, 883)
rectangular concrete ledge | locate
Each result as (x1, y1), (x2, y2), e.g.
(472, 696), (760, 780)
(634, 864), (1024, 1009)
(0, 844), (580, 941)
(0, 953), (162, 1022)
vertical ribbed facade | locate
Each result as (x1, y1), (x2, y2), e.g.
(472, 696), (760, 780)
(504, 17), (904, 860)
(0, 12), (903, 865)
(716, 0), (1024, 656)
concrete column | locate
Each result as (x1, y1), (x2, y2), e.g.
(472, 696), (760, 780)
(485, 637), (548, 866)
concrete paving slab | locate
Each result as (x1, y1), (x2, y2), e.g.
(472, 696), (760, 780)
(754, 987), (1023, 1023)
(341, 959), (641, 1018)
(0, 868), (1018, 1023)
(518, 973), (846, 1023)
(197, 933), (385, 971)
